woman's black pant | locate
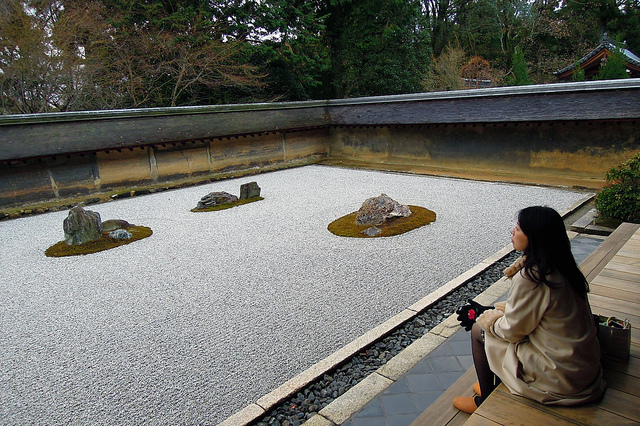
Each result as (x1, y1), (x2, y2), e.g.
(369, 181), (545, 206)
(471, 322), (501, 404)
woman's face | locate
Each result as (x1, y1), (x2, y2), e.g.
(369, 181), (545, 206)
(511, 223), (529, 251)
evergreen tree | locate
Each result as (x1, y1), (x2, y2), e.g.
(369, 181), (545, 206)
(454, 0), (502, 60)
(508, 46), (532, 85)
(571, 60), (586, 81)
(594, 42), (630, 80)
(325, 0), (430, 98)
(241, 0), (331, 101)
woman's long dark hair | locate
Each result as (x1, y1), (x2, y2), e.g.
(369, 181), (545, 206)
(518, 206), (589, 298)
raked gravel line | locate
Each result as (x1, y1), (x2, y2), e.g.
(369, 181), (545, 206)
(0, 165), (590, 425)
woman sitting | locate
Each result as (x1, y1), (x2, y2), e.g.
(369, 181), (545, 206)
(454, 206), (606, 413)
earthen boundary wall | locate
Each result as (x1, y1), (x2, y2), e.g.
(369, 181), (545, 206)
(1, 80), (640, 215)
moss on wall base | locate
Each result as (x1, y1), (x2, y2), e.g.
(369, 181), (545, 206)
(328, 206), (436, 238)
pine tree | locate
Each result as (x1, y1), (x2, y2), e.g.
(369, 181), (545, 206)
(594, 42), (629, 80)
(571, 60), (586, 81)
(508, 46), (532, 85)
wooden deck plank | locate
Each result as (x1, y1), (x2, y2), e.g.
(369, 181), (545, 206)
(598, 387), (640, 423)
(601, 354), (640, 379)
(587, 305), (640, 328)
(409, 367), (475, 426)
(602, 261), (640, 275)
(607, 245), (640, 255)
(623, 238), (640, 246)
(588, 283), (640, 303)
(603, 368), (640, 397)
(591, 275), (640, 295)
(473, 384), (639, 425)
(600, 250), (640, 263)
(588, 293), (640, 315)
(499, 386), (639, 425)
(597, 268), (640, 283)
(472, 387), (577, 426)
(608, 253), (640, 266)
(581, 223), (640, 282)
(447, 413), (474, 426)
(611, 244), (640, 254)
(462, 416), (502, 425)
(589, 285), (640, 303)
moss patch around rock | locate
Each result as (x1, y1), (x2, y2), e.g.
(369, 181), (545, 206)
(45, 226), (153, 257)
(190, 196), (264, 212)
(328, 206), (436, 238)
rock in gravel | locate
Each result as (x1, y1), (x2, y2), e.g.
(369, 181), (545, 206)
(109, 229), (132, 240)
(240, 182), (261, 200)
(196, 191), (238, 209)
(355, 194), (411, 226)
(102, 219), (132, 232)
(63, 206), (102, 246)
(362, 226), (382, 236)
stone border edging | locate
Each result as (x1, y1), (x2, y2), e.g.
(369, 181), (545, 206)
(218, 194), (595, 426)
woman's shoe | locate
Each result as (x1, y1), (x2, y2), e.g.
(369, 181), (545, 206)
(473, 382), (481, 396)
(453, 396), (478, 414)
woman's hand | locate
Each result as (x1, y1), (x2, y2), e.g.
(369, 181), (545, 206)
(494, 301), (507, 312)
(476, 309), (505, 331)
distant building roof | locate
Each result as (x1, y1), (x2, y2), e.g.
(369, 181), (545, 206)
(554, 35), (640, 80)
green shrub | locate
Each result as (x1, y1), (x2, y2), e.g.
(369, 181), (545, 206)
(595, 153), (640, 223)
(571, 59), (585, 82)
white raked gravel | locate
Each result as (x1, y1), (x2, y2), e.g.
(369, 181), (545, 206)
(0, 165), (589, 425)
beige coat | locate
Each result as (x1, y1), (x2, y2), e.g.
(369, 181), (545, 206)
(483, 262), (606, 405)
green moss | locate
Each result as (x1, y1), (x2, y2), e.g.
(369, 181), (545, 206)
(45, 226), (153, 257)
(328, 206), (436, 238)
(190, 196), (264, 212)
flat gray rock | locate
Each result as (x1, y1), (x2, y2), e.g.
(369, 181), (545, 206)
(197, 191), (238, 209)
(109, 229), (132, 239)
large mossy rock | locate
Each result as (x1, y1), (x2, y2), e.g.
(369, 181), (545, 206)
(355, 193), (411, 226)
(63, 206), (102, 246)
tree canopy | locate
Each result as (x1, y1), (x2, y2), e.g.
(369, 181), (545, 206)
(1, 0), (638, 114)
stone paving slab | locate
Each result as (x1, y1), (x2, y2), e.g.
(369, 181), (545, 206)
(570, 208), (615, 236)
